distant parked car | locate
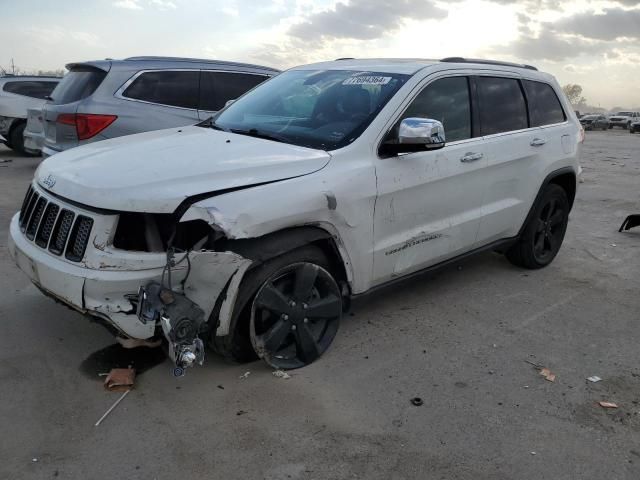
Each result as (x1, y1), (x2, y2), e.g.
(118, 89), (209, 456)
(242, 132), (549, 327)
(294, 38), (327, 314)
(630, 118), (640, 134)
(23, 108), (46, 155)
(608, 111), (640, 129)
(42, 56), (279, 157)
(580, 114), (609, 131)
(0, 75), (60, 154)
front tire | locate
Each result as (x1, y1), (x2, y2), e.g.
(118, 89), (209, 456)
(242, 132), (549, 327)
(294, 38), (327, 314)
(506, 184), (569, 269)
(210, 245), (342, 369)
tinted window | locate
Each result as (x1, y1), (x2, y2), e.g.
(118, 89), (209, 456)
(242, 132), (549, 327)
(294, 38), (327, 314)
(123, 71), (198, 109)
(396, 76), (471, 142)
(3, 81), (59, 99)
(523, 80), (565, 126)
(51, 67), (106, 104)
(477, 77), (528, 135)
(200, 71), (268, 111)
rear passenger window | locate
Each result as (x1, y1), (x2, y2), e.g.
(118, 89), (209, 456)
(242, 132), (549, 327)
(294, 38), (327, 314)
(199, 71), (268, 111)
(395, 76), (471, 142)
(123, 71), (199, 109)
(3, 81), (59, 99)
(522, 80), (566, 126)
(477, 77), (528, 135)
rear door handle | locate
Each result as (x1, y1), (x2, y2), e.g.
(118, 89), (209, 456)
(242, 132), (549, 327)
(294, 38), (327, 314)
(530, 138), (547, 146)
(460, 152), (483, 163)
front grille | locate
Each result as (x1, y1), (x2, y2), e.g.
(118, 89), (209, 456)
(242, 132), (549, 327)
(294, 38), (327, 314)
(18, 185), (94, 263)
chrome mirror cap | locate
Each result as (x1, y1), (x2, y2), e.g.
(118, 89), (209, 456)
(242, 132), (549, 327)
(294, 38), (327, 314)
(398, 117), (446, 148)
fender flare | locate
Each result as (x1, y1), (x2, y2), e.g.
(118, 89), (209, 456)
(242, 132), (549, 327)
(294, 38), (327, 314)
(517, 166), (577, 238)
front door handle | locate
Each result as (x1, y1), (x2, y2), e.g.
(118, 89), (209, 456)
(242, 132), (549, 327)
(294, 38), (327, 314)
(530, 138), (547, 147)
(460, 152), (483, 163)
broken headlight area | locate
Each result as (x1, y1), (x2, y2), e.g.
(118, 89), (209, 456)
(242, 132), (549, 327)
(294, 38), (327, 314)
(113, 213), (223, 253)
(137, 281), (207, 376)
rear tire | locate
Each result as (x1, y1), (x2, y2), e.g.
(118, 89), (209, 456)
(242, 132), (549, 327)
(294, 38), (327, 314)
(8, 122), (38, 157)
(506, 184), (569, 269)
(209, 245), (340, 366)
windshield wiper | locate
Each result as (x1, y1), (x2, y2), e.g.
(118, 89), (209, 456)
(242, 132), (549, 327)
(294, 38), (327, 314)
(230, 128), (287, 144)
(196, 116), (230, 132)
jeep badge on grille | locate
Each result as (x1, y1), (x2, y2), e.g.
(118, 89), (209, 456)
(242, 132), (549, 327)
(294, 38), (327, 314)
(41, 175), (56, 189)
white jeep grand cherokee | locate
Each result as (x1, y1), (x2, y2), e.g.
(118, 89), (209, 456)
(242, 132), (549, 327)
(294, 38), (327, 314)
(8, 58), (581, 373)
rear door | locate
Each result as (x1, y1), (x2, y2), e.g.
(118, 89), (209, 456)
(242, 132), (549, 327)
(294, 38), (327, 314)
(475, 76), (567, 244)
(372, 75), (488, 283)
(43, 65), (108, 154)
(198, 70), (270, 120)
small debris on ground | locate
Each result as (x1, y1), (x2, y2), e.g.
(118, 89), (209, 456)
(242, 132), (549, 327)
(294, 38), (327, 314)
(610, 243), (617, 247)
(540, 368), (556, 382)
(525, 360), (556, 382)
(410, 397), (424, 406)
(598, 401), (618, 409)
(239, 371), (251, 380)
(530, 452), (536, 456)
(95, 389), (131, 427)
(272, 370), (291, 379)
(236, 410), (248, 416)
(587, 376), (602, 383)
(103, 367), (135, 391)
(31, 458), (38, 463)
(217, 385), (224, 390)
(0, 159), (12, 163)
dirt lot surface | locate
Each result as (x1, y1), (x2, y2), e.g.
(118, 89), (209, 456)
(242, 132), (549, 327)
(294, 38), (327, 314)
(1, 130), (639, 480)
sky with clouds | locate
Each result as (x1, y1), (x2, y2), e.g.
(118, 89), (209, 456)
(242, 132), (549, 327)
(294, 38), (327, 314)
(1, 0), (639, 108)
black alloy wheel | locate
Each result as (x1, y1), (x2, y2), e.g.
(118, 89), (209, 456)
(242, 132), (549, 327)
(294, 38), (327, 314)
(531, 196), (566, 264)
(506, 184), (569, 269)
(250, 262), (342, 369)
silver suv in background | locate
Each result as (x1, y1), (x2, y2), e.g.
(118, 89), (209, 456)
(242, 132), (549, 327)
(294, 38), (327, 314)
(0, 75), (60, 154)
(42, 56), (279, 157)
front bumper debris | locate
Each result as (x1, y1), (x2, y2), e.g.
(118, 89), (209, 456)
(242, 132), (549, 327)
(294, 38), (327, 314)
(9, 212), (252, 372)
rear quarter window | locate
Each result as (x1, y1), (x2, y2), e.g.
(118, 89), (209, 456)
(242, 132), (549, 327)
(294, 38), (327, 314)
(199, 71), (269, 111)
(523, 80), (566, 126)
(3, 81), (59, 99)
(123, 70), (199, 109)
(476, 76), (528, 135)
(51, 67), (107, 104)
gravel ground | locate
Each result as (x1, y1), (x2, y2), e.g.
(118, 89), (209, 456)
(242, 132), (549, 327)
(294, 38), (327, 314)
(1, 129), (639, 480)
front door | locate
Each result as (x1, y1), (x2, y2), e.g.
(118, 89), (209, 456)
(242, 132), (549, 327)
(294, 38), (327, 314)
(372, 75), (487, 284)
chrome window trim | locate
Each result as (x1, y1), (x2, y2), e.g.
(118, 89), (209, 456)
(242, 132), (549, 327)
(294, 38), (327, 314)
(114, 68), (273, 111)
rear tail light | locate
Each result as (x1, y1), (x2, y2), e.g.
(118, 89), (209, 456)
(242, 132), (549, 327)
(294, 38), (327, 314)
(56, 113), (117, 140)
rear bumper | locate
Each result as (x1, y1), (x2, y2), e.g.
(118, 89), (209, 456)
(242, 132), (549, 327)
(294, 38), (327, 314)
(24, 131), (44, 155)
(41, 145), (61, 158)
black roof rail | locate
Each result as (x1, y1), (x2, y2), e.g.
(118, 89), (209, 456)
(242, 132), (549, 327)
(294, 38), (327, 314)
(440, 57), (538, 71)
(123, 56), (280, 72)
(335, 57), (355, 61)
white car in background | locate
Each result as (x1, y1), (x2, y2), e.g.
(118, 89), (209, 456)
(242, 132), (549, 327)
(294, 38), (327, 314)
(9, 57), (581, 375)
(608, 111), (640, 129)
(0, 75), (60, 155)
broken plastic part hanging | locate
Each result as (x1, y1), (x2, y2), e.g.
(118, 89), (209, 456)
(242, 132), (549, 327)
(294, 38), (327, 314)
(80, 343), (167, 380)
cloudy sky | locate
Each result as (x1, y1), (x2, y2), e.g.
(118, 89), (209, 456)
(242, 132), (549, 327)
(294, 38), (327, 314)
(2, 0), (639, 108)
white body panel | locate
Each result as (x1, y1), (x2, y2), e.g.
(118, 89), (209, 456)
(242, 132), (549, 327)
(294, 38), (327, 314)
(8, 59), (581, 340)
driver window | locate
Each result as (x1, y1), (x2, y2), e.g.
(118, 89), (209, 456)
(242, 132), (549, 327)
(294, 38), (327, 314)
(394, 76), (472, 143)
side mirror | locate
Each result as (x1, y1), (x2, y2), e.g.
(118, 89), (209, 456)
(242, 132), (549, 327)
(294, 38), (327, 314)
(381, 117), (446, 156)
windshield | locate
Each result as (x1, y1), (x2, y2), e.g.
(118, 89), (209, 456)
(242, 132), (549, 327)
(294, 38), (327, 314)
(212, 69), (410, 150)
(582, 115), (597, 120)
(617, 112), (633, 116)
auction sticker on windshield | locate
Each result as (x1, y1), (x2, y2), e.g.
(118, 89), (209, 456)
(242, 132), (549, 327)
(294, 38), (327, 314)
(343, 75), (391, 86)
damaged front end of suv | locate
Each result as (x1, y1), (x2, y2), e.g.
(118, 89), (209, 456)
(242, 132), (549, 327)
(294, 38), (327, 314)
(9, 182), (255, 375)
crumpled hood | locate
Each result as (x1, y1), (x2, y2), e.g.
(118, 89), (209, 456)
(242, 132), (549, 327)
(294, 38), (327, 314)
(35, 126), (331, 213)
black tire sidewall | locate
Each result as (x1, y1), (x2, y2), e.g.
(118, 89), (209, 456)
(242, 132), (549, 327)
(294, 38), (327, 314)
(209, 245), (336, 362)
(9, 122), (27, 154)
(520, 184), (569, 267)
